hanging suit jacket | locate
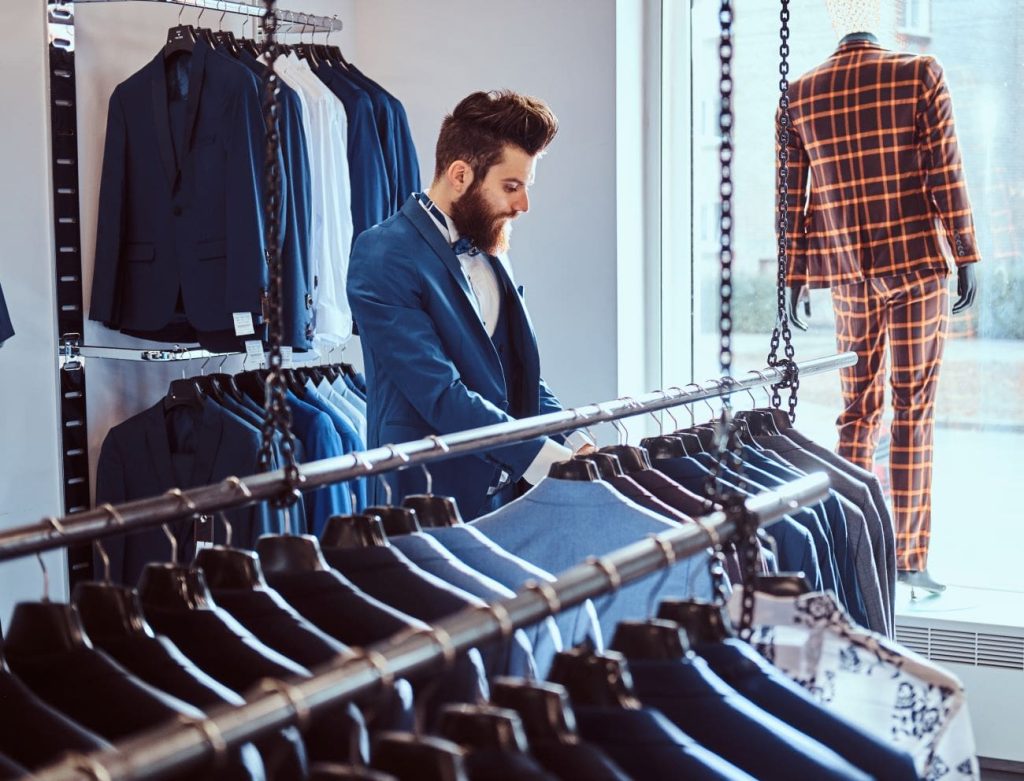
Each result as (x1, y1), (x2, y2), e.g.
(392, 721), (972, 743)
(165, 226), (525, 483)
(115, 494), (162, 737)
(90, 40), (272, 339)
(782, 36), (980, 287)
(95, 399), (280, 585)
(349, 196), (564, 518)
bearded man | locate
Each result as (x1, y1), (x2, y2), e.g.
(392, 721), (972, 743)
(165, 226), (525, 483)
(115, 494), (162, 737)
(348, 90), (590, 518)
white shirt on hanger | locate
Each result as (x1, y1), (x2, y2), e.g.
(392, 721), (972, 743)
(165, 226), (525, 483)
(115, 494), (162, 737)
(275, 54), (355, 348)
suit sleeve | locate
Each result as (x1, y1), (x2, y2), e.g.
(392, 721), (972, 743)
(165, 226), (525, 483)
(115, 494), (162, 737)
(776, 108), (811, 285)
(90, 89), (128, 326)
(225, 72), (269, 317)
(917, 57), (981, 264)
(348, 232), (547, 478)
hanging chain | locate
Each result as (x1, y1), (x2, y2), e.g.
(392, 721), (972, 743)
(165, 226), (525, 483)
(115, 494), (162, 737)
(767, 0), (800, 422)
(702, 0), (758, 626)
(256, 0), (303, 515)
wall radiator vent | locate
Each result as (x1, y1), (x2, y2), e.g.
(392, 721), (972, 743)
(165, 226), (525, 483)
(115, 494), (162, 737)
(895, 623), (1024, 671)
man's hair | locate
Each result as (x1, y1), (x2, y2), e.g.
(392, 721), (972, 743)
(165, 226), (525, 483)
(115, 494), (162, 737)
(433, 90), (559, 182)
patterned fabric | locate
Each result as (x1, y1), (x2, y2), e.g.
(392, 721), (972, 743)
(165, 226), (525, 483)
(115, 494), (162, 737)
(831, 269), (949, 570)
(780, 39), (980, 288)
(729, 589), (979, 780)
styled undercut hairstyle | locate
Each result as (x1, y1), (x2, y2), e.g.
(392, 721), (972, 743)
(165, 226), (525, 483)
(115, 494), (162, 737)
(433, 90), (559, 182)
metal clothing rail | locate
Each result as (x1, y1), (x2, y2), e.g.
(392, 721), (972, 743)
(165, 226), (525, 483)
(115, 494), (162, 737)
(58, 340), (331, 366)
(72, 0), (344, 33)
(1, 352), (856, 565)
(36, 472), (831, 781)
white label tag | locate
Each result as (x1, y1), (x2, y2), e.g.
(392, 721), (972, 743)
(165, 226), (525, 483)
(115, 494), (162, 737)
(194, 541), (216, 553)
(244, 340), (264, 363)
(281, 346), (294, 368)
(233, 311), (255, 336)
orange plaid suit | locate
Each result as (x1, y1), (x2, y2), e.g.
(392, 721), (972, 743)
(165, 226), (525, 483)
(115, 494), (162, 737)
(780, 36), (980, 571)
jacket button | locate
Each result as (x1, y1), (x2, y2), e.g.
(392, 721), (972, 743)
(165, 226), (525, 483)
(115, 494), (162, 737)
(305, 293), (313, 309)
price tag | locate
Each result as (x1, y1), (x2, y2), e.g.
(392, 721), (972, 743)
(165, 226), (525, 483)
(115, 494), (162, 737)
(281, 346), (294, 368)
(244, 340), (264, 364)
(233, 312), (255, 337)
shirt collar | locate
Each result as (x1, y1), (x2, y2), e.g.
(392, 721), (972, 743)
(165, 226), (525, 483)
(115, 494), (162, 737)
(415, 192), (462, 245)
(838, 31), (881, 48)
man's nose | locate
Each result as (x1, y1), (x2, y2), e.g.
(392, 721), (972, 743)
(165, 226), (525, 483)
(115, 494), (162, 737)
(514, 190), (530, 214)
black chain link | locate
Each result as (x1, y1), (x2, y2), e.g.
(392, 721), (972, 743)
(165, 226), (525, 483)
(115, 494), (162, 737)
(256, 1), (303, 518)
(703, 1), (759, 626)
(767, 0), (800, 423)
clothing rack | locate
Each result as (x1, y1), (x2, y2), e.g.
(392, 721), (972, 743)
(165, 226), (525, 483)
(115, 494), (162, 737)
(2, 351), (855, 565)
(35, 471), (830, 781)
(70, 0), (344, 34)
(58, 339), (333, 367)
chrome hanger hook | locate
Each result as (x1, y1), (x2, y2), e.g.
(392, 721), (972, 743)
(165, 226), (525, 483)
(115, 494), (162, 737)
(683, 382), (714, 423)
(609, 417), (627, 446)
(649, 392), (669, 434)
(747, 369), (773, 404)
(162, 524), (179, 564)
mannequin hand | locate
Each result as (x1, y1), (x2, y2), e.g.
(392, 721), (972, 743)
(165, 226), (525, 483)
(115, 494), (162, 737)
(788, 284), (810, 331)
(952, 264), (978, 314)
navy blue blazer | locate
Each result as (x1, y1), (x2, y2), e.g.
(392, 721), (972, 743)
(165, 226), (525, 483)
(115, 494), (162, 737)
(349, 196), (563, 518)
(314, 63), (390, 238)
(90, 41), (270, 338)
(94, 399), (280, 585)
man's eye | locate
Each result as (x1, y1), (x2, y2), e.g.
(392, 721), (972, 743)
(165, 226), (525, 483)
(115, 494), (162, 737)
(505, 184), (519, 193)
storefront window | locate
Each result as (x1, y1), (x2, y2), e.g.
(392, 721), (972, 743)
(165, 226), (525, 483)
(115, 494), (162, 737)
(682, 0), (1024, 594)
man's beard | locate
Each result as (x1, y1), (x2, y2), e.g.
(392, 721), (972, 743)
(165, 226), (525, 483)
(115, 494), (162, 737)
(450, 183), (515, 255)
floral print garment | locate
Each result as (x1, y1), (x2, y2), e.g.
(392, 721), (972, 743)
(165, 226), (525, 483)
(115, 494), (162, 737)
(727, 589), (979, 780)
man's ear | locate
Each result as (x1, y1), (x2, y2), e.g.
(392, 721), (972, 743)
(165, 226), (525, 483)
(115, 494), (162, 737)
(446, 160), (475, 196)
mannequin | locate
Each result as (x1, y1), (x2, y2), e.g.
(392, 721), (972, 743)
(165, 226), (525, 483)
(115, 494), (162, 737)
(783, 0), (981, 593)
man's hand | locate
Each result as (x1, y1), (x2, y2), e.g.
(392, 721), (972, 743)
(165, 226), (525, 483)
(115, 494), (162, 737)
(789, 284), (810, 331)
(952, 264), (977, 314)
(574, 442), (597, 456)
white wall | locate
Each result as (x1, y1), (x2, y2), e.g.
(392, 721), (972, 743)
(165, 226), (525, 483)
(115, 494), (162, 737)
(351, 0), (621, 412)
(0, 1), (68, 625)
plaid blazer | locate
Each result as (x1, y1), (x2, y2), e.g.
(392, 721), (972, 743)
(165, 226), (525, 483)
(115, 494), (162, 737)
(780, 38), (981, 288)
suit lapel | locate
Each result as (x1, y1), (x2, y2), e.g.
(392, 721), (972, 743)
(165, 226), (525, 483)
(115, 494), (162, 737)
(400, 197), (479, 309)
(182, 40), (209, 152)
(143, 401), (179, 492)
(148, 54), (178, 189)
(489, 254), (540, 379)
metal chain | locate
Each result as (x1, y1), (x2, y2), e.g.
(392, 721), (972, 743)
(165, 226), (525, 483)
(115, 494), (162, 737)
(703, 0), (758, 618)
(735, 501), (761, 641)
(256, 0), (303, 515)
(767, 0), (800, 422)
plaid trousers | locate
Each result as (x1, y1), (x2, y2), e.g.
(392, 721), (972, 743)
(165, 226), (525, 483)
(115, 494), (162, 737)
(831, 269), (949, 571)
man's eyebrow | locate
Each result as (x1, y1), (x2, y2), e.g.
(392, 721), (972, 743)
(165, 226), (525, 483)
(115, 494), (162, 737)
(503, 177), (531, 186)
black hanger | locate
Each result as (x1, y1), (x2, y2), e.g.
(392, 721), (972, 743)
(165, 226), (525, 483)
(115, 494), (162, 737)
(608, 619), (691, 661)
(72, 581), (151, 641)
(655, 599), (735, 645)
(402, 495), (463, 528)
(365, 505), (421, 536)
(163, 377), (205, 412)
(489, 678), (577, 745)
(639, 434), (688, 459)
(194, 545), (265, 590)
(294, 42), (322, 69)
(209, 372), (244, 403)
(164, 23), (198, 58)
(193, 373), (224, 404)
(257, 533), (332, 574)
(212, 29), (240, 57)
(328, 45), (350, 68)
(547, 648), (641, 709)
(136, 563), (214, 610)
(4, 601), (90, 654)
(438, 704), (528, 753)
(576, 452), (624, 480)
(598, 445), (652, 474)
(752, 572), (812, 598)
(675, 425), (716, 452)
(240, 37), (261, 58)
(321, 513), (389, 548)
(235, 370), (267, 406)
(371, 732), (468, 781)
(322, 364), (341, 383)
(547, 458), (600, 482)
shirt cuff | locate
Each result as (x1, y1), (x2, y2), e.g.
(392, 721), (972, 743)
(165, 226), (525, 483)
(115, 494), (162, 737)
(565, 430), (594, 452)
(522, 438), (574, 485)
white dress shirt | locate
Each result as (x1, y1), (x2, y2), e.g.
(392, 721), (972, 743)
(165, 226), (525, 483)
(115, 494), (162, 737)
(417, 197), (580, 483)
(275, 54), (355, 348)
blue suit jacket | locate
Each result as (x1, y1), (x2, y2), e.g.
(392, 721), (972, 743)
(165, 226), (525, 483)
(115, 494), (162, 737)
(349, 196), (563, 518)
(90, 41), (269, 336)
(95, 399), (280, 585)
(286, 391), (350, 534)
(314, 64), (389, 238)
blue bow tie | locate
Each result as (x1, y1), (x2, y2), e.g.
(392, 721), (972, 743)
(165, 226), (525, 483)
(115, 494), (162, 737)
(451, 237), (480, 257)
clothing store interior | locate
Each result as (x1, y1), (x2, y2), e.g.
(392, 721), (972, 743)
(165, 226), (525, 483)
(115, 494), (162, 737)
(0, 0), (1021, 778)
